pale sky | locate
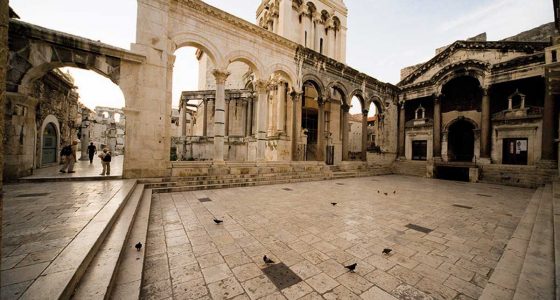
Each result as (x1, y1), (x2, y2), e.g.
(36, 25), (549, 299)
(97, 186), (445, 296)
(11, 0), (554, 112)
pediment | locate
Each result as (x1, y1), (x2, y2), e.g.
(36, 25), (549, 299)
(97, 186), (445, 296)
(398, 41), (549, 88)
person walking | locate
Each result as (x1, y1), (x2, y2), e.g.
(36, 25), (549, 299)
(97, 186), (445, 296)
(87, 142), (97, 164)
(98, 148), (111, 176)
(59, 140), (78, 173)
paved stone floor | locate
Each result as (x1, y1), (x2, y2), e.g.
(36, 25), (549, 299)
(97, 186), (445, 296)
(0, 180), (130, 298)
(21, 154), (123, 180)
(141, 175), (534, 300)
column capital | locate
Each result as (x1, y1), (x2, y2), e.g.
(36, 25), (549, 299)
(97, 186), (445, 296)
(481, 86), (490, 96)
(341, 103), (350, 112)
(212, 69), (230, 84)
(432, 93), (443, 103)
(289, 91), (303, 102)
(362, 109), (369, 116)
(253, 79), (269, 93)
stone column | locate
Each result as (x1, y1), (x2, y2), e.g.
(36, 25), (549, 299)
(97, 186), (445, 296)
(225, 98), (231, 137)
(246, 96), (253, 136)
(255, 80), (269, 161)
(212, 69), (230, 162)
(181, 99), (187, 137)
(433, 94), (442, 158)
(277, 81), (287, 134)
(268, 84), (276, 135)
(542, 87), (555, 160)
(361, 110), (368, 161)
(202, 97), (209, 137)
(480, 87), (491, 159)
(317, 99), (325, 161)
(291, 92), (302, 161)
(398, 102), (406, 158)
(341, 103), (350, 161)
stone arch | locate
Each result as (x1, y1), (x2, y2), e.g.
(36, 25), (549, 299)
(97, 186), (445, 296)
(433, 60), (489, 94)
(443, 116), (479, 132)
(266, 63), (298, 89)
(326, 81), (348, 104)
(302, 73), (325, 99)
(39, 114), (61, 166)
(348, 89), (366, 111)
(172, 32), (224, 67)
(368, 95), (385, 114)
(223, 50), (264, 80)
(306, 1), (317, 14)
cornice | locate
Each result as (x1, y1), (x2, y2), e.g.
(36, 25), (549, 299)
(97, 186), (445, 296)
(398, 40), (550, 86)
(181, 0), (299, 51)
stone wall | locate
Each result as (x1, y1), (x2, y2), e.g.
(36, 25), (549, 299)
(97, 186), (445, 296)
(3, 70), (79, 180)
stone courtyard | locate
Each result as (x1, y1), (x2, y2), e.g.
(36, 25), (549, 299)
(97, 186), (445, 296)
(140, 175), (533, 299)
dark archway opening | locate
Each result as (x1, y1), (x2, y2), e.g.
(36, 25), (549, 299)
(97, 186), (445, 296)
(42, 123), (57, 165)
(448, 119), (475, 162)
(302, 81), (321, 161)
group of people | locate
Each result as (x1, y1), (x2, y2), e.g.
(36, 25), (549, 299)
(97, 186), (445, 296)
(59, 141), (112, 176)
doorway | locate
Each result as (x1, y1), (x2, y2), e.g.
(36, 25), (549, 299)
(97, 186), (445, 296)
(42, 123), (57, 165)
(448, 120), (474, 162)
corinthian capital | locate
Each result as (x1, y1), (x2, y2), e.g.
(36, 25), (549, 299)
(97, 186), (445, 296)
(253, 79), (269, 93)
(212, 69), (230, 84)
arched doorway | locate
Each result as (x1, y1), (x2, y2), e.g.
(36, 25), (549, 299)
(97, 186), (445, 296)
(42, 123), (58, 165)
(448, 119), (475, 162)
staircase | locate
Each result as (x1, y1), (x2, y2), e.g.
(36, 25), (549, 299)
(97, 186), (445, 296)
(16, 181), (149, 300)
(480, 181), (557, 299)
(392, 160), (427, 177)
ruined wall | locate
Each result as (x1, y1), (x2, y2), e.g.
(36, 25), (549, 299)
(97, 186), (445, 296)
(3, 70), (78, 180)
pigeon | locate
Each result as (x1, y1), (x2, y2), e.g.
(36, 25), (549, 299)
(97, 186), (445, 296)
(345, 263), (357, 272)
(383, 192), (388, 196)
(331, 202), (338, 206)
(377, 190), (380, 193)
(382, 248), (392, 255)
(263, 255), (275, 264)
(135, 242), (142, 251)
(213, 218), (223, 224)
(393, 191), (396, 194)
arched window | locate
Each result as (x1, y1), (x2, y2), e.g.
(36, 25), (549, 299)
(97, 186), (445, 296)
(320, 38), (323, 54)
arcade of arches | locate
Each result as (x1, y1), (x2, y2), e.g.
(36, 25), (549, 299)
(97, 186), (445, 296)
(4, 0), (560, 186)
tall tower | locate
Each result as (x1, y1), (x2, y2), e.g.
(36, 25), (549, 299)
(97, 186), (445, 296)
(256, 0), (348, 62)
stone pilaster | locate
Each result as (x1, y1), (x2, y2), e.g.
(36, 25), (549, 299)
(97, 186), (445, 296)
(361, 110), (368, 161)
(433, 94), (442, 158)
(480, 87), (491, 159)
(255, 80), (269, 161)
(212, 69), (230, 162)
(398, 101), (406, 158)
(341, 103), (350, 161)
(276, 81), (287, 134)
(542, 85), (555, 160)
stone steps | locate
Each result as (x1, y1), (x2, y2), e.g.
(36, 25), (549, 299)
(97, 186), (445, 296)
(481, 183), (556, 300)
(480, 186), (543, 299)
(19, 180), (138, 300)
(145, 171), (330, 188)
(513, 183), (555, 299)
(110, 189), (153, 299)
(392, 160), (427, 177)
(72, 184), (145, 299)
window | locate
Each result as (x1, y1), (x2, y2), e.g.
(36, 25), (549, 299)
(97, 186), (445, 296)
(305, 31), (307, 47)
(320, 38), (323, 54)
(502, 138), (528, 165)
(412, 140), (427, 161)
(553, 50), (557, 63)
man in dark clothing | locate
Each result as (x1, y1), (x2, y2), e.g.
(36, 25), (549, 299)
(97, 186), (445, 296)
(87, 142), (97, 164)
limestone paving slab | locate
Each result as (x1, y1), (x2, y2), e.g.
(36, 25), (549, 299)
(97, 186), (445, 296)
(1, 180), (133, 299)
(139, 175), (533, 299)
